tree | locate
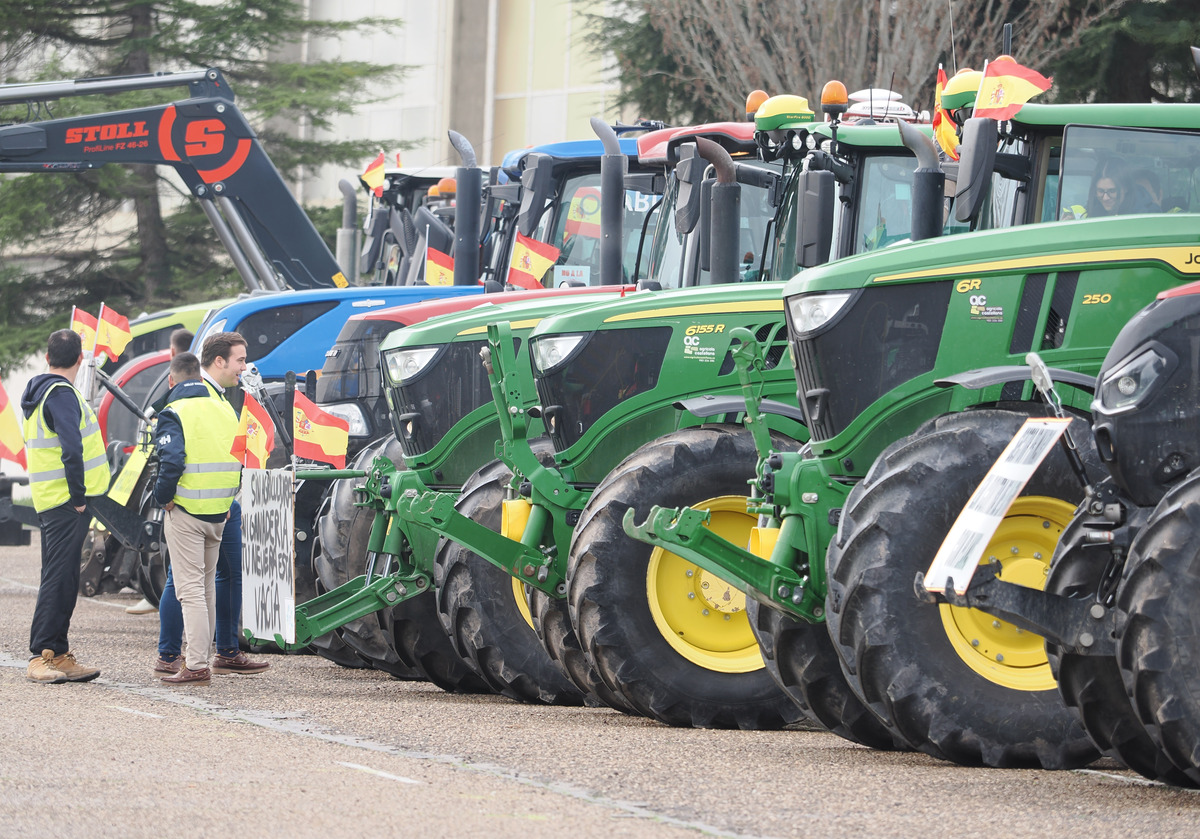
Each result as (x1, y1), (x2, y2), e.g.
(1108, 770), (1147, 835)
(1048, 0), (1200, 103)
(0, 1), (407, 374)
(587, 0), (1122, 124)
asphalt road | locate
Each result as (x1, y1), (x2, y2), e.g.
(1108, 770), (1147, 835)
(2, 534), (1199, 839)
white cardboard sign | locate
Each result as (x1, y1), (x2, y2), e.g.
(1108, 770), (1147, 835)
(241, 468), (295, 643)
(925, 417), (1071, 595)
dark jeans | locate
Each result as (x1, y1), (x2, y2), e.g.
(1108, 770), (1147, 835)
(158, 500), (243, 659)
(30, 502), (92, 657)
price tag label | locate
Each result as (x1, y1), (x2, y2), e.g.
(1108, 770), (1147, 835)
(924, 417), (1071, 594)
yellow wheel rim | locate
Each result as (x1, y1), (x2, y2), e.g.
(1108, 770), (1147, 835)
(939, 495), (1075, 692)
(511, 575), (535, 631)
(646, 495), (764, 673)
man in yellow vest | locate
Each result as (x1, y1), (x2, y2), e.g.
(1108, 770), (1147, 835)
(21, 328), (110, 683)
(153, 333), (247, 684)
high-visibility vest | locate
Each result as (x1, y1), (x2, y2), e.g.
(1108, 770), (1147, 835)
(23, 381), (110, 512)
(170, 390), (241, 515)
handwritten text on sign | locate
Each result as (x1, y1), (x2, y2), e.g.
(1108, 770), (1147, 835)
(242, 469), (295, 644)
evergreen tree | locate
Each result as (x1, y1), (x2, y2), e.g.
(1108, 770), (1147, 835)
(0, 1), (405, 373)
(1048, 1), (1200, 103)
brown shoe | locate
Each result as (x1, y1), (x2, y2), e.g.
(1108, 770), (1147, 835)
(50, 652), (100, 682)
(27, 650), (67, 684)
(161, 665), (211, 685)
(212, 651), (270, 674)
(153, 656), (182, 675)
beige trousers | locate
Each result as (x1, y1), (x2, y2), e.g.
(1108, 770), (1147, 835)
(164, 507), (226, 671)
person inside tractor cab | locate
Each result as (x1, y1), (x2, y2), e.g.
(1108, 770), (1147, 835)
(1129, 167), (1164, 213)
(1062, 157), (1133, 220)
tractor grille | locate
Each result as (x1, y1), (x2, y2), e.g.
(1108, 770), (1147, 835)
(791, 281), (951, 442)
(392, 339), (493, 458)
(535, 326), (672, 452)
(717, 320), (790, 376)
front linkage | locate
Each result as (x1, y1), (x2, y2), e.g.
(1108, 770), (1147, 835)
(623, 330), (839, 623)
(246, 321), (579, 650)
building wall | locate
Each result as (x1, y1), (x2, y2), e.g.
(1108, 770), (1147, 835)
(297, 0), (625, 204)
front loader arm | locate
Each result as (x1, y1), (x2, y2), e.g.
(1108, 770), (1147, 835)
(0, 67), (343, 290)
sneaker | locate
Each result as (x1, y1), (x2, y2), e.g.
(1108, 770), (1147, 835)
(212, 651), (270, 674)
(50, 652), (101, 682)
(161, 665), (211, 685)
(27, 650), (67, 684)
(153, 656), (182, 675)
(125, 598), (157, 615)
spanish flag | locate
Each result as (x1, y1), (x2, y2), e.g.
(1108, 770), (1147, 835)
(292, 391), (349, 469)
(96, 304), (132, 363)
(70, 307), (98, 353)
(230, 391), (276, 469)
(508, 231), (560, 290)
(932, 65), (959, 161)
(361, 152), (386, 198)
(973, 56), (1052, 122)
(0, 380), (26, 469)
(426, 246), (454, 286)
(564, 186), (602, 239)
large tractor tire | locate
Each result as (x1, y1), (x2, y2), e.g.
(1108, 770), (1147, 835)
(434, 456), (585, 705)
(312, 439), (423, 678)
(307, 489), (374, 670)
(529, 587), (635, 712)
(826, 408), (1100, 768)
(1117, 471), (1200, 786)
(748, 600), (900, 745)
(568, 425), (806, 729)
(1046, 513), (1195, 786)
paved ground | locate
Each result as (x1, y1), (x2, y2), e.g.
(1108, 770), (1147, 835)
(2, 534), (1199, 839)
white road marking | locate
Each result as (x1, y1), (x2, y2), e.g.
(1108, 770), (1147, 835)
(338, 761), (421, 784)
(1075, 768), (1195, 792)
(108, 704), (165, 719)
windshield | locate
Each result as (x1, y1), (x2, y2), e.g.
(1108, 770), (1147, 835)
(644, 167), (778, 288)
(316, 318), (399, 403)
(532, 172), (659, 286)
(1057, 125), (1200, 220)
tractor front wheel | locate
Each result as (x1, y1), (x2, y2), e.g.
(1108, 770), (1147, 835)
(1117, 471), (1200, 786)
(433, 457), (584, 705)
(826, 409), (1100, 768)
(1046, 512), (1194, 786)
(568, 425), (806, 729)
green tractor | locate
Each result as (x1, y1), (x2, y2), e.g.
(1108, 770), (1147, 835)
(376, 89), (996, 728)
(626, 102), (1200, 760)
(284, 113), (786, 701)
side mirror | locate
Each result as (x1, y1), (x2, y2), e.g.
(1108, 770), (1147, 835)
(795, 169), (834, 268)
(518, 153), (555, 237)
(954, 117), (998, 225)
(674, 144), (705, 235)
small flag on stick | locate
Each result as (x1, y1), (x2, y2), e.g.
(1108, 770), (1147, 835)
(292, 391), (349, 469)
(426, 246), (454, 286)
(361, 152), (386, 198)
(508, 232), (560, 290)
(230, 392), (276, 469)
(973, 56), (1052, 121)
(0, 380), (26, 469)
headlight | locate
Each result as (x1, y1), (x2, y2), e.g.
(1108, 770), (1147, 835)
(202, 318), (227, 340)
(531, 333), (587, 374)
(1094, 347), (1170, 415)
(320, 402), (370, 437)
(383, 346), (439, 384)
(787, 291), (853, 335)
